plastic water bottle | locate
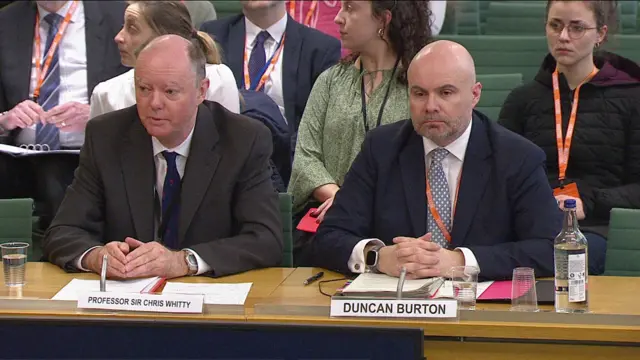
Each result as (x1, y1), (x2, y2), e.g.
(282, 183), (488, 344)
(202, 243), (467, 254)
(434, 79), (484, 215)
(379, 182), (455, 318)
(554, 199), (588, 313)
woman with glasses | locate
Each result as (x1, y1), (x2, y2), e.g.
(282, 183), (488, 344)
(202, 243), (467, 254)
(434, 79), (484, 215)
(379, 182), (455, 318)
(498, 0), (640, 275)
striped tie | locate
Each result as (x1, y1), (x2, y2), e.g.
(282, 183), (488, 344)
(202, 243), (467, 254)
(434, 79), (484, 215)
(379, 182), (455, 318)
(35, 12), (62, 150)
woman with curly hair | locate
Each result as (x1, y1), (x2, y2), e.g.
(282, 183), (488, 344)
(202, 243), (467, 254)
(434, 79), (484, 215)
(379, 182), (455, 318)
(288, 0), (432, 221)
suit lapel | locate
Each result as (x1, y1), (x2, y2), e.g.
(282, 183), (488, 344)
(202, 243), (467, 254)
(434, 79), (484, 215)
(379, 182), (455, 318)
(120, 115), (155, 242)
(227, 18), (245, 89)
(281, 16), (301, 127)
(14, 2), (37, 101)
(399, 131), (427, 237)
(450, 117), (492, 247)
(178, 104), (221, 242)
(83, 1), (106, 94)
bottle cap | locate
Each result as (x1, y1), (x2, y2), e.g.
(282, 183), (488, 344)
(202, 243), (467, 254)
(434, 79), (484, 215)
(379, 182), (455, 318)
(564, 199), (577, 209)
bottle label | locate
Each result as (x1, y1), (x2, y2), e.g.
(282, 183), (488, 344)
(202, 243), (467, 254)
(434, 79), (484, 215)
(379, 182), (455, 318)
(568, 253), (586, 302)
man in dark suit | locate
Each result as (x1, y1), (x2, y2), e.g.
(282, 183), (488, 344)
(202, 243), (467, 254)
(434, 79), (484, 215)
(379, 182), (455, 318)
(43, 35), (283, 278)
(200, 0), (341, 149)
(312, 41), (563, 281)
(0, 0), (128, 228)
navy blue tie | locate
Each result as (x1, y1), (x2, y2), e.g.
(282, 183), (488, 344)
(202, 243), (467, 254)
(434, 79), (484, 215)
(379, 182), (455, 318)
(161, 151), (181, 249)
(247, 31), (270, 91)
(36, 13), (62, 150)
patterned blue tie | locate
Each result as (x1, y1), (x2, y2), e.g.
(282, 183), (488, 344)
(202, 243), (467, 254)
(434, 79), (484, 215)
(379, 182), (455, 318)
(247, 31), (270, 91)
(161, 151), (181, 250)
(36, 13), (62, 150)
(427, 148), (452, 248)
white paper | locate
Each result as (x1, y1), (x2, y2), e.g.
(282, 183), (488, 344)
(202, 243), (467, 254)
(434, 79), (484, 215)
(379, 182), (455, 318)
(343, 273), (441, 293)
(162, 282), (252, 305)
(433, 280), (494, 299)
(52, 277), (162, 301)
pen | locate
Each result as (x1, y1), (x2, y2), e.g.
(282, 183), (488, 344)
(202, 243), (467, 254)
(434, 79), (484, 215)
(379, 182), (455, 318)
(303, 271), (324, 286)
(100, 254), (108, 292)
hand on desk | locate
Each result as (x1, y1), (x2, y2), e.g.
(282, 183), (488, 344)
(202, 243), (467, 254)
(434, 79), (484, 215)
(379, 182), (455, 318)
(378, 233), (464, 279)
(124, 238), (188, 279)
(82, 241), (130, 279)
(82, 238), (188, 279)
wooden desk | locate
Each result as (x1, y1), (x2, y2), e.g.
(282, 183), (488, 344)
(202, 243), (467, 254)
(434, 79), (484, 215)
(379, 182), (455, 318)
(0, 262), (294, 321)
(250, 267), (640, 360)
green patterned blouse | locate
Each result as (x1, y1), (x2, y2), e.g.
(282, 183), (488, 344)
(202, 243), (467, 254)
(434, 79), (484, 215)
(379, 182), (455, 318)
(288, 63), (410, 213)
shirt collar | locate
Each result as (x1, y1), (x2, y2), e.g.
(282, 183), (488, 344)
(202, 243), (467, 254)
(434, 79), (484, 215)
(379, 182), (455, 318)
(422, 119), (473, 162)
(37, 0), (81, 24)
(244, 13), (288, 45)
(151, 124), (195, 159)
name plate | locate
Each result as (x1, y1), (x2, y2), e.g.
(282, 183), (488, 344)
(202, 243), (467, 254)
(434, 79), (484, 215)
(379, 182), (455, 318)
(77, 292), (204, 314)
(330, 298), (458, 318)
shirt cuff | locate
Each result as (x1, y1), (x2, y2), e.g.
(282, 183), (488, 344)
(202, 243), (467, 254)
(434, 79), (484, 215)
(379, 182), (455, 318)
(456, 247), (480, 271)
(74, 246), (102, 272)
(348, 239), (385, 273)
(184, 248), (212, 275)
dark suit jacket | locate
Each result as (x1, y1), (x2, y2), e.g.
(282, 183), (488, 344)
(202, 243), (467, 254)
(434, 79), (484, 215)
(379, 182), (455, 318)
(313, 112), (563, 281)
(200, 14), (341, 140)
(0, 0), (128, 143)
(42, 101), (284, 277)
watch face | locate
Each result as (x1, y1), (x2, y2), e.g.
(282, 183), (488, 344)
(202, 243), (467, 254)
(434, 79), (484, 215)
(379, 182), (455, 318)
(365, 249), (378, 266)
(186, 254), (198, 268)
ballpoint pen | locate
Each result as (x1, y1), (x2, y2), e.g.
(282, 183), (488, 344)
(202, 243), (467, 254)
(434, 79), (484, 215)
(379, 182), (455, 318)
(303, 271), (324, 286)
(100, 254), (108, 292)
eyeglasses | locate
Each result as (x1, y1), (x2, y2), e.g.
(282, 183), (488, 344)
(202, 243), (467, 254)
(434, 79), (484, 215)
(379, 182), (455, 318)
(546, 21), (597, 40)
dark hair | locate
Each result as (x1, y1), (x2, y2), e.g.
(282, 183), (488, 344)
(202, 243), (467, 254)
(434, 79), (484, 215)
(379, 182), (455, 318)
(127, 0), (221, 64)
(546, 0), (618, 43)
(341, 0), (433, 84)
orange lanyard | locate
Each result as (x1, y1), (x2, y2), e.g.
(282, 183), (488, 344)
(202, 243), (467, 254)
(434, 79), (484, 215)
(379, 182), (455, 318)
(32, 0), (78, 101)
(243, 33), (286, 92)
(288, 0), (318, 27)
(425, 166), (461, 243)
(552, 66), (598, 183)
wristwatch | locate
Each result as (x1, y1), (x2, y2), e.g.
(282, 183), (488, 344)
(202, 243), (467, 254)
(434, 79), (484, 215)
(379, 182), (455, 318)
(184, 251), (198, 275)
(365, 245), (384, 273)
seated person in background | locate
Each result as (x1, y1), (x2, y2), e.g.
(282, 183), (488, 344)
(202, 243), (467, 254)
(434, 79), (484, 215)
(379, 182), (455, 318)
(90, 0), (239, 119)
(0, 0), (128, 228)
(182, 0), (217, 30)
(289, 0), (433, 222)
(200, 0), (341, 146)
(43, 35), (283, 279)
(498, 0), (636, 275)
(240, 89), (291, 192)
(311, 41), (563, 281)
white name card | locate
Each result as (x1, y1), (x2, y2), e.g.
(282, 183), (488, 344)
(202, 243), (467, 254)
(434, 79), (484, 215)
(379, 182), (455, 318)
(330, 298), (458, 318)
(77, 292), (204, 313)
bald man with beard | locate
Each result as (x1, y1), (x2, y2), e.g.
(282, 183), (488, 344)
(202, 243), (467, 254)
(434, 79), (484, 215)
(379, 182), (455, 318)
(310, 41), (563, 281)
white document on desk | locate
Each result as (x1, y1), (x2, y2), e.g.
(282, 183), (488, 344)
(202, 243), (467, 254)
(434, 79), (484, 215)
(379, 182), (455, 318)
(162, 282), (252, 305)
(51, 277), (163, 301)
(0, 144), (80, 156)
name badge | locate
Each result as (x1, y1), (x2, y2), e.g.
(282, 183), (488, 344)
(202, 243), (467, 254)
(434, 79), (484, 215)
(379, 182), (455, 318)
(77, 292), (204, 313)
(553, 182), (580, 199)
(330, 298), (458, 318)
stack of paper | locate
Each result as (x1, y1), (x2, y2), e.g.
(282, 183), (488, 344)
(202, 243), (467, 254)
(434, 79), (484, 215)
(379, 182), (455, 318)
(162, 282), (252, 305)
(339, 273), (445, 298)
(52, 277), (164, 301)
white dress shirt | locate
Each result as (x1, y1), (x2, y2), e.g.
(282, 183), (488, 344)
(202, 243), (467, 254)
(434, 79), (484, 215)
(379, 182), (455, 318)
(89, 64), (240, 119)
(18, 0), (88, 148)
(76, 125), (211, 275)
(244, 14), (287, 122)
(348, 120), (480, 274)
